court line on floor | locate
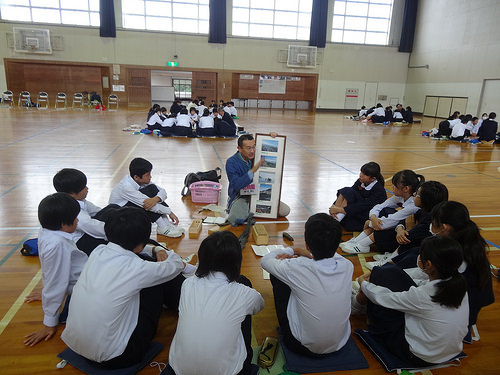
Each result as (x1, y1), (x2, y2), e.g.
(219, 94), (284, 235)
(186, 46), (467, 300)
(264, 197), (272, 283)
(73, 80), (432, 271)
(104, 136), (145, 187)
(0, 232), (34, 268)
(0, 123), (73, 149)
(88, 144), (122, 176)
(195, 138), (207, 170)
(211, 145), (226, 169)
(0, 269), (42, 336)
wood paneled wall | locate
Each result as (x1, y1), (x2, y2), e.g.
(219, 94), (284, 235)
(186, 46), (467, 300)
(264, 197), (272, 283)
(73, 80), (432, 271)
(192, 71), (217, 103)
(126, 68), (151, 107)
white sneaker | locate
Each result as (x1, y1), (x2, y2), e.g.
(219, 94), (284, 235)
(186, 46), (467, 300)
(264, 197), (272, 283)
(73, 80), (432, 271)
(373, 252), (392, 261)
(339, 237), (357, 251)
(365, 258), (391, 270)
(158, 226), (185, 238)
(341, 241), (370, 254)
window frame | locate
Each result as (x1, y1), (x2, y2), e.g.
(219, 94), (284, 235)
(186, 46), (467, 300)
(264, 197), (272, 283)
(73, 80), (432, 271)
(172, 78), (192, 100)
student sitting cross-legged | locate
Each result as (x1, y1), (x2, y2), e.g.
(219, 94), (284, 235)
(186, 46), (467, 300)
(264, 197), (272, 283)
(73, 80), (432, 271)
(24, 193), (87, 347)
(61, 207), (188, 369)
(166, 231), (264, 375)
(109, 157), (184, 237)
(53, 168), (120, 255)
(261, 213), (353, 357)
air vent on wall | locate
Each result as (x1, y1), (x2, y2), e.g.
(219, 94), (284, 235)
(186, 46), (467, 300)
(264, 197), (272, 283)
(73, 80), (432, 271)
(287, 45), (317, 68)
(13, 27), (52, 54)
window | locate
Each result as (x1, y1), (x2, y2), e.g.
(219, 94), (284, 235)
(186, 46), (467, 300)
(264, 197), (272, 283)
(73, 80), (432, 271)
(331, 0), (393, 45)
(173, 79), (192, 99)
(232, 0), (313, 40)
(0, 0), (100, 27)
(122, 0), (209, 34)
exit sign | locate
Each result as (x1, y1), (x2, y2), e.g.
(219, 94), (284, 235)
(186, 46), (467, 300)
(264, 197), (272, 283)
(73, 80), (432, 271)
(167, 61), (178, 67)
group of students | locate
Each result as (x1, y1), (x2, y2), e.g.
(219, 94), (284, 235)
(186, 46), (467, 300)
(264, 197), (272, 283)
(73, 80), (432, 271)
(23, 150), (495, 373)
(430, 111), (499, 143)
(330, 162), (494, 362)
(355, 103), (414, 125)
(146, 99), (239, 138)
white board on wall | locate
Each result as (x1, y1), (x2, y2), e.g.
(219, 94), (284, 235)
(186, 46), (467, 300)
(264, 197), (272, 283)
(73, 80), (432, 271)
(259, 76), (286, 94)
(151, 86), (175, 102)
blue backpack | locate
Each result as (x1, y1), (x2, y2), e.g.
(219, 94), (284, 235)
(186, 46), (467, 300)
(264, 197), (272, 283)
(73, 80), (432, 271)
(21, 238), (38, 256)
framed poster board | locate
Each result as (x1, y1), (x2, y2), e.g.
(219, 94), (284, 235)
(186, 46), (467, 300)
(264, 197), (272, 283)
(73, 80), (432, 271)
(250, 134), (286, 219)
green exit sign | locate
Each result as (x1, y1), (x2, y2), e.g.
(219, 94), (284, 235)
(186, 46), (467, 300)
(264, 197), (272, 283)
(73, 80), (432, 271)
(167, 61), (179, 67)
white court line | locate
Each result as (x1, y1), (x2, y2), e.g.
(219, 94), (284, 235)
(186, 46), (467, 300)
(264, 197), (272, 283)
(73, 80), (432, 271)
(0, 269), (42, 336)
(105, 135), (144, 187)
(0, 227), (39, 231)
(195, 138), (207, 171)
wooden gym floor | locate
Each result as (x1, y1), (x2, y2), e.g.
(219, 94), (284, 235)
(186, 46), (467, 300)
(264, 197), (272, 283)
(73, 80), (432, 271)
(0, 106), (499, 374)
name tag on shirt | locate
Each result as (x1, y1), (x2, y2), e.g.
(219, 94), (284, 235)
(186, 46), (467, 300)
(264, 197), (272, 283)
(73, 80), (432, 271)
(240, 183), (256, 195)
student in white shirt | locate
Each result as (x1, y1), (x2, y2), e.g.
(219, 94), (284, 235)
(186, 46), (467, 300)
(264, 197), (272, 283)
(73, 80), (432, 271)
(160, 113), (176, 136)
(450, 115), (469, 141)
(196, 100), (207, 117)
(261, 214), (353, 356)
(53, 169), (120, 255)
(341, 170), (424, 253)
(197, 108), (216, 137)
(172, 108), (193, 136)
(24, 193), (87, 347)
(189, 107), (199, 131)
(109, 157), (184, 237)
(366, 103), (386, 123)
(168, 231), (264, 375)
(146, 104), (163, 131)
(227, 101), (238, 117)
(356, 236), (469, 366)
(61, 207), (187, 368)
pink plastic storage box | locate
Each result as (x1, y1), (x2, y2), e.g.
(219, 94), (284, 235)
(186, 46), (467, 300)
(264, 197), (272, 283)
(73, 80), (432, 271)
(189, 181), (222, 204)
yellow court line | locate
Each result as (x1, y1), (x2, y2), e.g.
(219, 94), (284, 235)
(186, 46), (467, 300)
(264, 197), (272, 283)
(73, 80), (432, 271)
(105, 135), (145, 187)
(0, 269), (42, 336)
(195, 138), (207, 171)
(480, 227), (500, 231)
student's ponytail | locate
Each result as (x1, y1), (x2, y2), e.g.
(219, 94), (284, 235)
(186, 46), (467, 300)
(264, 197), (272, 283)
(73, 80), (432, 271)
(420, 236), (467, 308)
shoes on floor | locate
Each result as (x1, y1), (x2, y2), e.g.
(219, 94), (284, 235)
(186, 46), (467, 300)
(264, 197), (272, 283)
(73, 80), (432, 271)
(340, 241), (370, 254)
(158, 226), (185, 238)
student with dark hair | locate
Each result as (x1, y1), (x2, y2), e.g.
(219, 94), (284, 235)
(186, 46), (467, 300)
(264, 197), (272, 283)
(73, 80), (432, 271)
(477, 112), (498, 142)
(330, 162), (386, 231)
(365, 181), (449, 269)
(450, 114), (471, 141)
(355, 236), (468, 366)
(169, 99), (182, 116)
(341, 170), (425, 253)
(147, 104), (161, 121)
(366, 103), (386, 123)
(160, 107), (168, 120)
(167, 231), (264, 375)
(172, 107), (193, 136)
(24, 193), (87, 347)
(215, 106), (237, 137)
(261, 214), (353, 356)
(146, 104), (163, 131)
(404, 106), (414, 123)
(197, 108), (216, 137)
(226, 134), (290, 226)
(109, 157), (184, 237)
(53, 168), (119, 255)
(61, 207), (187, 369)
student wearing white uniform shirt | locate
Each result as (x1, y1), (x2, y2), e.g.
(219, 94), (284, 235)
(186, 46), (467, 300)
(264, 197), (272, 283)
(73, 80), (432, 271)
(197, 108), (216, 137)
(172, 108), (193, 136)
(146, 105), (163, 131)
(24, 193), (87, 347)
(261, 214), (353, 356)
(61, 207), (187, 368)
(366, 103), (386, 123)
(356, 236), (469, 366)
(450, 116), (469, 141)
(341, 170), (424, 253)
(167, 231), (264, 375)
(227, 101), (238, 117)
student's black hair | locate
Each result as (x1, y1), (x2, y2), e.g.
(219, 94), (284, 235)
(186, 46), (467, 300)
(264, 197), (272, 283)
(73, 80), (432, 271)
(237, 133), (254, 147)
(147, 104), (161, 120)
(229, 101), (235, 105)
(472, 116), (478, 122)
(361, 105), (366, 109)
(202, 108), (210, 116)
(304, 213), (342, 260)
(431, 201), (490, 287)
(448, 111), (460, 120)
(417, 181), (448, 212)
(376, 103), (382, 108)
(488, 112), (496, 119)
(180, 108), (188, 115)
(360, 162), (384, 184)
(129, 157), (153, 179)
(53, 168), (87, 194)
(406, 106), (412, 112)
(189, 107), (197, 113)
(391, 169), (425, 194)
(420, 236), (467, 308)
(193, 99), (199, 105)
(199, 100), (205, 106)
(196, 231), (242, 282)
(160, 107), (167, 112)
(38, 193), (80, 230)
(104, 207), (151, 251)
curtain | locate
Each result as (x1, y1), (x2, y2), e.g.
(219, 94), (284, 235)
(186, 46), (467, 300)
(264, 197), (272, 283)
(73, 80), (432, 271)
(209, 0), (227, 44)
(399, 0), (418, 52)
(100, 0), (116, 38)
(309, 0), (328, 48)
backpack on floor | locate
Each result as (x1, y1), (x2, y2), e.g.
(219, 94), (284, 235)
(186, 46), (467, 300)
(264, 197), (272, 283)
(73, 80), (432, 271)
(181, 167), (222, 196)
(21, 238), (38, 256)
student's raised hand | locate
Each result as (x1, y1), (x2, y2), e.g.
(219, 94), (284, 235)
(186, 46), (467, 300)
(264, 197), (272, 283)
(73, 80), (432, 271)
(25, 290), (42, 303)
(24, 325), (57, 347)
(293, 248), (313, 259)
(396, 228), (411, 244)
(143, 197), (160, 210)
(169, 212), (179, 225)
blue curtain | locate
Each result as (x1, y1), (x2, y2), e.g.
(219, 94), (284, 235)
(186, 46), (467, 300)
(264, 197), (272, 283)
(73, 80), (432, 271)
(309, 0), (328, 48)
(100, 0), (116, 38)
(398, 0), (418, 52)
(209, 0), (227, 44)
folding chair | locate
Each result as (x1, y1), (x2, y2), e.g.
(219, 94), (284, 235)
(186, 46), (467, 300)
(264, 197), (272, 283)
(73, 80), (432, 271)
(72, 93), (84, 110)
(18, 91), (31, 108)
(55, 92), (67, 110)
(1, 90), (14, 107)
(107, 94), (119, 111)
(36, 91), (49, 109)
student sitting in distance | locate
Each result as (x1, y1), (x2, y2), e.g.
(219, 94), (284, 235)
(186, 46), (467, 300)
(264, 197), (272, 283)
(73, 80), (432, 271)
(109, 157), (184, 237)
(61, 207), (187, 369)
(215, 106), (237, 137)
(24, 193), (87, 347)
(53, 168), (119, 255)
(366, 103), (386, 123)
(197, 108), (216, 137)
(261, 214), (353, 356)
(173, 108), (193, 137)
(477, 112), (498, 143)
(167, 231), (264, 375)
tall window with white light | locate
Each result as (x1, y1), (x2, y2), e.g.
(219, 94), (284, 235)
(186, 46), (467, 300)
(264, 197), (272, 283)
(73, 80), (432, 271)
(232, 0), (313, 40)
(122, 0), (209, 34)
(331, 0), (393, 45)
(0, 0), (100, 27)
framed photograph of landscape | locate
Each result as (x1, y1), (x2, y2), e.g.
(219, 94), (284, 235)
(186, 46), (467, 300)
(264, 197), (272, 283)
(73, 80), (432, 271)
(250, 133), (286, 218)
